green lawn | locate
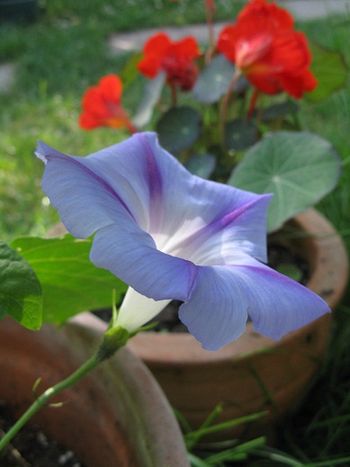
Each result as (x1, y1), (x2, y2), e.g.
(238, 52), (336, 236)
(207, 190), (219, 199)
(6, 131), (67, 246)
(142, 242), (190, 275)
(1, 1), (350, 464)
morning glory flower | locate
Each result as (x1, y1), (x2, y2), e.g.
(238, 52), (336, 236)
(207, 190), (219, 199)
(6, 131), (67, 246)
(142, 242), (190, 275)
(36, 132), (329, 350)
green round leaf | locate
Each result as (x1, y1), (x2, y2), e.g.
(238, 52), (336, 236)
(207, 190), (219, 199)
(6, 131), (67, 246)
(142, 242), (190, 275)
(307, 43), (348, 103)
(133, 73), (165, 128)
(229, 131), (341, 232)
(156, 106), (201, 153)
(193, 55), (235, 104)
(193, 55), (248, 103)
(0, 241), (42, 330)
(260, 101), (298, 123)
(186, 153), (216, 179)
(224, 119), (258, 151)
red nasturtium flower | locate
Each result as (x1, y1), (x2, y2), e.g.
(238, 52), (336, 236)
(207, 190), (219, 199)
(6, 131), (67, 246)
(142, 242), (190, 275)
(79, 74), (134, 132)
(138, 32), (200, 91)
(217, 0), (317, 98)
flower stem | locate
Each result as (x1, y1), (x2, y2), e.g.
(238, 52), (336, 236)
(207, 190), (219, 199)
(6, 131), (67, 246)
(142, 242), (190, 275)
(247, 89), (260, 119)
(0, 325), (129, 453)
(204, 0), (216, 64)
(170, 83), (178, 107)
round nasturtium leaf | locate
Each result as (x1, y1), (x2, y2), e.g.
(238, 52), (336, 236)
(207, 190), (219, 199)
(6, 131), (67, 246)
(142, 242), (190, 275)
(307, 43), (347, 103)
(156, 106), (201, 154)
(259, 101), (299, 123)
(224, 118), (259, 151)
(193, 55), (248, 104)
(133, 73), (165, 128)
(229, 131), (341, 232)
(193, 55), (235, 104)
(186, 153), (216, 179)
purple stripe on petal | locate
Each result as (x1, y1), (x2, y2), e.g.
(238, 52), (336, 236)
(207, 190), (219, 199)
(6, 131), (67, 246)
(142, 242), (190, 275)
(37, 142), (135, 220)
(140, 133), (163, 200)
(171, 194), (271, 257)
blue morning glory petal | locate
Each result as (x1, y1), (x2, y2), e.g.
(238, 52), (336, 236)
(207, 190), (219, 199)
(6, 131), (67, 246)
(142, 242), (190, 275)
(179, 254), (330, 350)
(36, 132), (330, 350)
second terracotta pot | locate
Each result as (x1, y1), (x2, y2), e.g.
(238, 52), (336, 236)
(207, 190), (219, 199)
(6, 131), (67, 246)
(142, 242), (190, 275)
(126, 209), (348, 438)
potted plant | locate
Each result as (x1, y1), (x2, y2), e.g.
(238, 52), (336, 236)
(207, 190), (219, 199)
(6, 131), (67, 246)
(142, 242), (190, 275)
(0, 312), (189, 465)
(6, 0), (347, 446)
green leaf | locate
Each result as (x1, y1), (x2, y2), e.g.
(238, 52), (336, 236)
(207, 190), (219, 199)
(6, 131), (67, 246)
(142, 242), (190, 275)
(133, 73), (165, 128)
(11, 236), (127, 325)
(193, 55), (248, 104)
(276, 264), (303, 282)
(120, 52), (143, 88)
(224, 118), (258, 151)
(156, 106), (201, 153)
(186, 153), (216, 179)
(229, 131), (341, 232)
(259, 101), (298, 123)
(307, 43), (348, 103)
(193, 55), (236, 104)
(0, 241), (42, 330)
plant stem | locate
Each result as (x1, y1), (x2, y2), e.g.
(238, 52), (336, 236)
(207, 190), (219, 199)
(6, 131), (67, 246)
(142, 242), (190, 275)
(170, 83), (177, 107)
(0, 325), (129, 453)
(0, 354), (99, 452)
(204, 0), (216, 64)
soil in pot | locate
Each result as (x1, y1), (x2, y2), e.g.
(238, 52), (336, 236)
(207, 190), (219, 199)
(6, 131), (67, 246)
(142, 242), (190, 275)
(0, 401), (84, 467)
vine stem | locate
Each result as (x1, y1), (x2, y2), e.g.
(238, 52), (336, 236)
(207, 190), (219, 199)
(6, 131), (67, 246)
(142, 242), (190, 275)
(0, 354), (99, 453)
(0, 325), (129, 453)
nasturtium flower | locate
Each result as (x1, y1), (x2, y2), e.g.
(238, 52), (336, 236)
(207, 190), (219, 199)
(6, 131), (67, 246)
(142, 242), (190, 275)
(138, 32), (200, 91)
(36, 133), (329, 350)
(217, 0), (317, 98)
(79, 74), (135, 132)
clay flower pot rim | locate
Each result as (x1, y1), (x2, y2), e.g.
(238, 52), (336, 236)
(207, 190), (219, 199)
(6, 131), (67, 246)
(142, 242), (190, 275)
(128, 209), (348, 365)
(0, 313), (189, 467)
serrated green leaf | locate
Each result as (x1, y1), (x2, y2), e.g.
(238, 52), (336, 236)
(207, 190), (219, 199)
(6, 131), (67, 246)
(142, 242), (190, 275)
(0, 241), (42, 330)
(229, 131), (341, 232)
(186, 153), (216, 179)
(11, 236), (127, 325)
(133, 73), (165, 128)
(224, 118), (258, 151)
(156, 106), (201, 153)
(307, 43), (348, 103)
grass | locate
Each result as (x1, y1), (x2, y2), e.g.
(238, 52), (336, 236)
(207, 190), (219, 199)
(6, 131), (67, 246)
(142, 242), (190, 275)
(1, 1), (350, 465)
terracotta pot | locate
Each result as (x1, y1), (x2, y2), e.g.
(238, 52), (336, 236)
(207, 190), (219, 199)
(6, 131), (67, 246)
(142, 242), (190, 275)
(0, 313), (189, 466)
(125, 209), (348, 438)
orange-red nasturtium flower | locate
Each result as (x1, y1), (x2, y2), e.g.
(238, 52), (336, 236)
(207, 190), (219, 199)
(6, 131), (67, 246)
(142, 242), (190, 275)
(138, 32), (200, 91)
(79, 74), (135, 132)
(217, 0), (317, 98)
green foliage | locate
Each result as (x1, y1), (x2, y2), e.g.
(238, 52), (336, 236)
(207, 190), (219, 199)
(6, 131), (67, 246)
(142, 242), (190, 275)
(156, 106), (202, 153)
(133, 73), (165, 128)
(259, 101), (299, 123)
(0, 241), (42, 330)
(224, 119), (259, 151)
(186, 153), (216, 179)
(11, 235), (127, 324)
(307, 43), (348, 103)
(193, 55), (236, 104)
(230, 131), (341, 231)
